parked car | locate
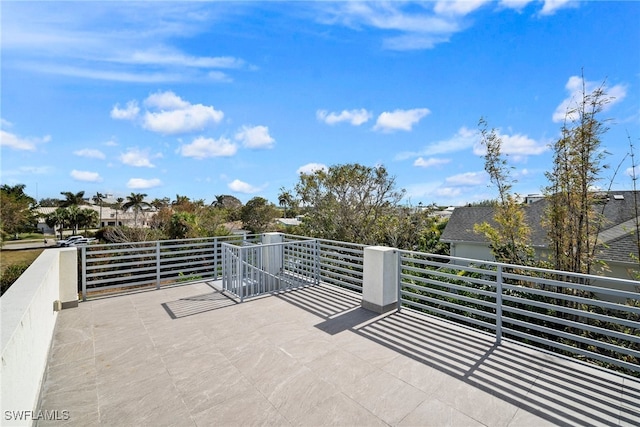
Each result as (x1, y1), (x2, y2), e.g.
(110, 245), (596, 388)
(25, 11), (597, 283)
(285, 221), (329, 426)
(67, 237), (96, 246)
(56, 235), (84, 247)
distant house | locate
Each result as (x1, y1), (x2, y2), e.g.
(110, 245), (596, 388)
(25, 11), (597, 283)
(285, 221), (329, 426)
(34, 205), (144, 235)
(276, 216), (303, 227)
(440, 191), (639, 284)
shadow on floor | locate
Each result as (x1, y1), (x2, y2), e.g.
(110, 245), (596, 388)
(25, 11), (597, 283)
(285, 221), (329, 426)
(278, 284), (639, 427)
(162, 290), (238, 319)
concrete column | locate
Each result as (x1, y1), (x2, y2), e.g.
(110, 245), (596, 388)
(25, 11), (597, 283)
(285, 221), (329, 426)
(58, 247), (79, 309)
(362, 246), (398, 313)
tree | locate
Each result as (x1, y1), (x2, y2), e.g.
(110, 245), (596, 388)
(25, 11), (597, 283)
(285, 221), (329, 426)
(38, 197), (60, 207)
(65, 205), (82, 234)
(241, 197), (278, 234)
(45, 208), (69, 239)
(114, 197), (124, 226)
(278, 187), (295, 218)
(150, 197), (170, 210)
(294, 163), (404, 245)
(0, 184), (37, 240)
(122, 193), (151, 227)
(543, 76), (611, 274)
(59, 191), (85, 207)
(473, 118), (533, 265)
(92, 192), (105, 227)
(78, 208), (99, 233)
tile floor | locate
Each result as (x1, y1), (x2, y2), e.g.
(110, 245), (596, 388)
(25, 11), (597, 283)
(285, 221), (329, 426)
(36, 282), (640, 426)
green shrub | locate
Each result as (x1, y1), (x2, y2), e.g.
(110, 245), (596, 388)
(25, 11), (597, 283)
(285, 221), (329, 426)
(1, 263), (29, 296)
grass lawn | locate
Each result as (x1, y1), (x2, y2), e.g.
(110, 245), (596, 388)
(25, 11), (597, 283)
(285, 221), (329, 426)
(0, 249), (44, 274)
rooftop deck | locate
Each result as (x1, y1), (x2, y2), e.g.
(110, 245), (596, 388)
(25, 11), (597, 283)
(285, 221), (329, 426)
(37, 281), (639, 426)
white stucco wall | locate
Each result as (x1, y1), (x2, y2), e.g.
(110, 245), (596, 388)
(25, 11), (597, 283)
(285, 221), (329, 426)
(0, 248), (77, 426)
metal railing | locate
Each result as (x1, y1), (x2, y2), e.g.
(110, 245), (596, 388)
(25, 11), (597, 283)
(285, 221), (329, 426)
(397, 250), (640, 372)
(221, 238), (319, 301)
(79, 235), (260, 300)
(285, 234), (365, 292)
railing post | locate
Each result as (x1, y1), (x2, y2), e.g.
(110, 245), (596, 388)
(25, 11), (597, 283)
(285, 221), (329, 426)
(156, 241), (161, 290)
(314, 240), (320, 285)
(397, 250), (402, 312)
(81, 246), (87, 302)
(496, 265), (503, 344)
(238, 246), (244, 302)
(213, 237), (218, 280)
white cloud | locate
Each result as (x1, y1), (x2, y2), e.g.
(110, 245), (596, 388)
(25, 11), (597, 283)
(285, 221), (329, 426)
(445, 171), (487, 186)
(70, 169), (102, 182)
(626, 167), (638, 179)
(127, 178), (162, 189)
(434, 0), (490, 16)
(499, 0), (534, 10)
(144, 91), (189, 110)
(74, 148), (106, 159)
(104, 139), (118, 147)
(110, 101), (140, 120)
(142, 91), (224, 134)
(374, 108), (430, 132)
(124, 50), (245, 70)
(473, 131), (548, 157)
(552, 75), (627, 123)
(316, 109), (372, 126)
(540, 0), (574, 15)
(235, 125), (275, 149)
(0, 129), (50, 151)
(178, 136), (237, 159)
(297, 163), (328, 175)
(396, 126), (477, 160)
(228, 179), (262, 194)
(413, 157), (451, 168)
(120, 148), (157, 167)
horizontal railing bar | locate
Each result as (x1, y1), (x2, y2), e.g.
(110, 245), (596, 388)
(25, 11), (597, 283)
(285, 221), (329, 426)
(501, 283), (640, 315)
(401, 290), (497, 320)
(502, 271), (640, 300)
(401, 282), (497, 310)
(400, 298), (497, 330)
(401, 274), (497, 299)
(400, 265), (497, 289)
(502, 305), (640, 345)
(502, 327), (640, 372)
(501, 294), (640, 330)
(503, 317), (640, 359)
(85, 259), (157, 270)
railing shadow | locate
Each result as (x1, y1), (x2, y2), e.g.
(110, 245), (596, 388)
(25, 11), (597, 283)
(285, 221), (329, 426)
(161, 289), (238, 319)
(278, 284), (639, 426)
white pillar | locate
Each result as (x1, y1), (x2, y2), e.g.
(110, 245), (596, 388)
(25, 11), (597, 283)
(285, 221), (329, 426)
(362, 246), (398, 313)
(58, 247), (78, 309)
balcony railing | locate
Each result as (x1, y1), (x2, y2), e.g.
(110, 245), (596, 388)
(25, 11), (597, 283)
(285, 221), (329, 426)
(76, 233), (639, 374)
(398, 250), (640, 373)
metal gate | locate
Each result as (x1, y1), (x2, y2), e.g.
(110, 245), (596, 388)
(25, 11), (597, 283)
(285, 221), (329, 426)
(221, 239), (319, 301)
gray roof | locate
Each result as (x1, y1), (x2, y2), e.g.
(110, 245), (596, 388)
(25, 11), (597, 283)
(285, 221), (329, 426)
(441, 191), (640, 262)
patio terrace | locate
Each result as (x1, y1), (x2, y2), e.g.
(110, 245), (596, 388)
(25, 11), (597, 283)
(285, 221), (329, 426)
(37, 281), (640, 426)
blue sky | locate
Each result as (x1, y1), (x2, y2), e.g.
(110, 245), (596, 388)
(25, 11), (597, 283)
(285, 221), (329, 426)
(1, 1), (639, 206)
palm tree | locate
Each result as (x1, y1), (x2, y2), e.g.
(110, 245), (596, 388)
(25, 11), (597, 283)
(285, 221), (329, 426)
(278, 188), (294, 218)
(59, 191), (85, 207)
(114, 197), (124, 226)
(45, 208), (69, 239)
(151, 197), (170, 210)
(92, 192), (105, 227)
(78, 208), (99, 234)
(66, 205), (82, 234)
(122, 193), (151, 227)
